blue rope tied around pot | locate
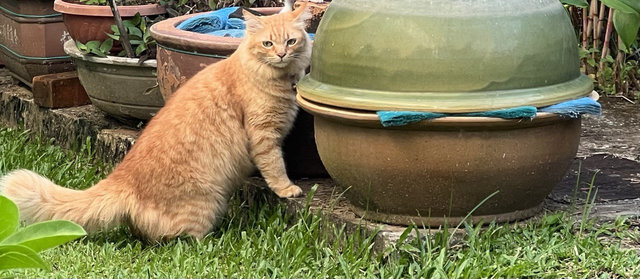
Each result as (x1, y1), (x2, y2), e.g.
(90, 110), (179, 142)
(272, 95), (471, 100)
(377, 97), (601, 127)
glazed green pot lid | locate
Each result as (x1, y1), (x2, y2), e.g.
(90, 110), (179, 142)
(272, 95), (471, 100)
(297, 0), (594, 113)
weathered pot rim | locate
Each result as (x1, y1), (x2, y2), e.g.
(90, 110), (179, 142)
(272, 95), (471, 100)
(297, 93), (572, 129)
(150, 7), (281, 55)
(63, 39), (157, 68)
(53, 0), (166, 17)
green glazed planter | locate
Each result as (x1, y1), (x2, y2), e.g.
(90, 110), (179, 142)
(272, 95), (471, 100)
(297, 0), (593, 112)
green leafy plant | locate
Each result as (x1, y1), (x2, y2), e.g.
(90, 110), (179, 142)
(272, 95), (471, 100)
(76, 13), (156, 60)
(107, 13), (157, 58)
(0, 196), (87, 272)
(75, 39), (114, 58)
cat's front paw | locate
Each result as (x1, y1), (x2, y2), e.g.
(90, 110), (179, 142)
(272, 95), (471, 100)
(274, 184), (303, 198)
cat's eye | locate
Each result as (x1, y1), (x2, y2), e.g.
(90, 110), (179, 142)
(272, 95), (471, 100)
(262, 41), (273, 48)
(287, 39), (297, 46)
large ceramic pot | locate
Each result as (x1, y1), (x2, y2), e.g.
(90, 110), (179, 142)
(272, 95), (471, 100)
(297, 0), (594, 225)
(64, 39), (164, 121)
(150, 7), (328, 179)
(53, 0), (165, 44)
(0, 0), (74, 86)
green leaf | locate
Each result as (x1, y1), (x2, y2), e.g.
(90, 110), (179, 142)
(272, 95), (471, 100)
(122, 20), (135, 29)
(130, 13), (142, 26)
(75, 41), (89, 54)
(601, 0), (640, 14)
(0, 220), (86, 252)
(85, 40), (106, 57)
(143, 29), (152, 43)
(612, 9), (640, 51)
(128, 27), (143, 39)
(0, 196), (19, 242)
(578, 47), (590, 58)
(397, 225), (413, 245)
(140, 18), (147, 33)
(129, 40), (144, 45)
(110, 25), (121, 35)
(135, 43), (148, 56)
(604, 54), (615, 63)
(85, 40), (101, 51)
(560, 0), (589, 8)
(0, 245), (48, 271)
(106, 33), (120, 41)
(100, 38), (114, 54)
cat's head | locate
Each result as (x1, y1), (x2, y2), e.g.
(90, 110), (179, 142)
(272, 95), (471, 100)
(241, 4), (312, 68)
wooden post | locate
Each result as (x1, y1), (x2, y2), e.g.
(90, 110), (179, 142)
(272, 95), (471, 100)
(108, 0), (135, 58)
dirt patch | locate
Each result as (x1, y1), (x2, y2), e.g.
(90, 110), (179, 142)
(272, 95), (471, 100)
(578, 97), (640, 161)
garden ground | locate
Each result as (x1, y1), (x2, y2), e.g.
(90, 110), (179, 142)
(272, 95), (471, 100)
(0, 69), (639, 277)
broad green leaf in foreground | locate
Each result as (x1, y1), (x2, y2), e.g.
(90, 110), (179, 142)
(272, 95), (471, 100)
(0, 196), (19, 242)
(612, 9), (640, 50)
(0, 220), (87, 252)
(0, 245), (48, 271)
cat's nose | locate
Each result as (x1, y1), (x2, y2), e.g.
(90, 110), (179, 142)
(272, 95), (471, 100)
(277, 53), (286, 59)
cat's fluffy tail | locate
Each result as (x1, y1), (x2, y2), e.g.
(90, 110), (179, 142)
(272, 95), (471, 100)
(0, 169), (127, 232)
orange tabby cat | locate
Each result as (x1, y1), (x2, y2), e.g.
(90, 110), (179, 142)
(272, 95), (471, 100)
(0, 3), (311, 241)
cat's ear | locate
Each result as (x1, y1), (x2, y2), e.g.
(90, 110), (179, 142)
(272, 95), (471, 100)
(242, 9), (263, 34)
(290, 2), (311, 29)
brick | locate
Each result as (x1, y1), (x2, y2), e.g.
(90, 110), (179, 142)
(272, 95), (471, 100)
(32, 71), (90, 108)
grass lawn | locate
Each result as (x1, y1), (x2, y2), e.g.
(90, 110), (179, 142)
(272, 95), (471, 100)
(0, 126), (639, 278)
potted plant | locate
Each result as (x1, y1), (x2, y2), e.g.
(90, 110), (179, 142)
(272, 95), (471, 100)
(53, 0), (166, 44)
(297, 0), (596, 225)
(64, 12), (163, 122)
(0, 0), (74, 86)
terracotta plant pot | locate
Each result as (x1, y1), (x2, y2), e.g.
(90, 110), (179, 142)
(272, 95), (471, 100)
(296, 0), (593, 225)
(64, 39), (164, 121)
(150, 7), (328, 179)
(0, 0), (74, 86)
(53, 0), (166, 44)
